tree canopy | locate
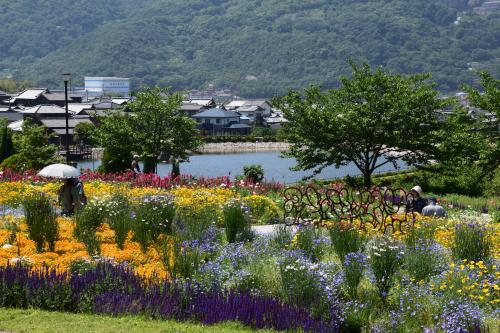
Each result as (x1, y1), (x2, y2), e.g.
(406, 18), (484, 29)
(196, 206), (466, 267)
(275, 63), (449, 187)
(465, 72), (500, 174)
(128, 87), (202, 174)
(0, 119), (58, 171)
(94, 87), (201, 174)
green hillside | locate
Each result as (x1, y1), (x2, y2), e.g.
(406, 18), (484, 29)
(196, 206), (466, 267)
(0, 0), (499, 97)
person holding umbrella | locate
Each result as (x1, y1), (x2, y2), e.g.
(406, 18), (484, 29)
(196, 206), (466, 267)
(38, 163), (86, 215)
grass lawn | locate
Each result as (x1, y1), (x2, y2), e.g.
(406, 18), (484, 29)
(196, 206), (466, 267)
(0, 308), (274, 333)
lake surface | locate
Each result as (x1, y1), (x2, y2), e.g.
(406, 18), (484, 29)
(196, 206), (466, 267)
(77, 152), (407, 184)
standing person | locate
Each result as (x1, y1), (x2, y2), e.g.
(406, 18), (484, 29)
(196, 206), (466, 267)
(72, 177), (87, 210)
(407, 185), (427, 214)
(422, 197), (447, 217)
(131, 155), (141, 176)
(58, 178), (75, 215)
(58, 178), (86, 215)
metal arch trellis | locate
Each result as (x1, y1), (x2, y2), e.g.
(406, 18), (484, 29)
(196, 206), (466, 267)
(283, 185), (418, 233)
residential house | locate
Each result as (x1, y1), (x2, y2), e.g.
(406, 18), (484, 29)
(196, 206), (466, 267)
(19, 104), (70, 118)
(180, 102), (207, 117)
(68, 103), (95, 116)
(0, 106), (23, 123)
(9, 89), (82, 107)
(192, 107), (250, 135)
(265, 112), (288, 129)
(35, 116), (94, 146)
(226, 100), (247, 110)
(188, 98), (216, 108)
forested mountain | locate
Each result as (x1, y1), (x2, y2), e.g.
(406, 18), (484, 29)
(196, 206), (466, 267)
(0, 0), (498, 97)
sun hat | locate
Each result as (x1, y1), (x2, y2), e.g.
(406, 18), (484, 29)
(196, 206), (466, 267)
(410, 185), (422, 195)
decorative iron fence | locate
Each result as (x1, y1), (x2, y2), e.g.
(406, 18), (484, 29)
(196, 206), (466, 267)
(283, 185), (417, 233)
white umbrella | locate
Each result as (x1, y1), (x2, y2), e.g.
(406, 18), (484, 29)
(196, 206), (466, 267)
(38, 163), (80, 179)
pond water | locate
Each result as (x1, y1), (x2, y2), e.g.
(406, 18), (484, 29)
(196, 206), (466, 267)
(77, 151), (408, 184)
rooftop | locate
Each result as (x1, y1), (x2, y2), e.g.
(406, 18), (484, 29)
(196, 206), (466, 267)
(20, 104), (69, 115)
(192, 107), (240, 118)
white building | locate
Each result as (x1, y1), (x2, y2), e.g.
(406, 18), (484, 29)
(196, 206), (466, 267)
(84, 77), (130, 97)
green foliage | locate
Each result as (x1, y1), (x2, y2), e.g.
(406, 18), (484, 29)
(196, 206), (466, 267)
(343, 252), (366, 299)
(104, 194), (131, 250)
(73, 122), (96, 146)
(131, 195), (175, 253)
(243, 164), (264, 183)
(4, 1), (499, 97)
(464, 72), (500, 177)
(278, 254), (326, 313)
(2, 119), (58, 171)
(23, 192), (58, 253)
(404, 239), (446, 282)
(0, 119), (15, 163)
(291, 225), (325, 262)
(94, 112), (136, 173)
(369, 237), (403, 302)
(223, 200), (252, 243)
(128, 87), (202, 174)
(276, 63), (448, 187)
(74, 201), (105, 256)
(329, 223), (366, 264)
(452, 223), (492, 262)
(161, 237), (202, 280)
(0, 78), (31, 93)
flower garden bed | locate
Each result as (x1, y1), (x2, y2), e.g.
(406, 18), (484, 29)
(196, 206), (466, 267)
(0, 176), (499, 332)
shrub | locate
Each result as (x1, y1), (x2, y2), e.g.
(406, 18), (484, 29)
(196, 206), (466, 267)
(271, 224), (294, 249)
(243, 164), (264, 183)
(291, 225), (326, 262)
(343, 252), (366, 298)
(451, 223), (492, 262)
(243, 194), (281, 224)
(278, 252), (324, 310)
(23, 192), (58, 253)
(369, 237), (403, 302)
(404, 239), (447, 281)
(223, 199), (253, 243)
(174, 208), (214, 242)
(74, 200), (106, 256)
(132, 195), (175, 252)
(160, 237), (202, 280)
(104, 193), (132, 249)
(329, 222), (366, 264)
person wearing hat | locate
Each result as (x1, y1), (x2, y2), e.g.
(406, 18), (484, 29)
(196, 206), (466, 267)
(408, 185), (427, 214)
(131, 155), (141, 176)
(422, 197), (446, 217)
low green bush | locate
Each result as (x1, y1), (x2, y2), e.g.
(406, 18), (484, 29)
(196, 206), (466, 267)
(23, 192), (58, 253)
(223, 199), (253, 243)
(452, 223), (492, 262)
(74, 200), (106, 256)
(329, 222), (366, 264)
(132, 195), (175, 253)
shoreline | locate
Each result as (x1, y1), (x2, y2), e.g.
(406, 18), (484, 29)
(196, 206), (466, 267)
(197, 142), (290, 153)
(91, 142), (290, 159)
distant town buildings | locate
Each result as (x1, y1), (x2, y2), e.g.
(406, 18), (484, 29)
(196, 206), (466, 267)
(84, 77), (130, 98)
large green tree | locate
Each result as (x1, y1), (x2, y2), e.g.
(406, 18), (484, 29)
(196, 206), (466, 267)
(0, 118), (58, 171)
(275, 63), (448, 187)
(93, 112), (136, 173)
(465, 72), (500, 175)
(128, 87), (202, 175)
